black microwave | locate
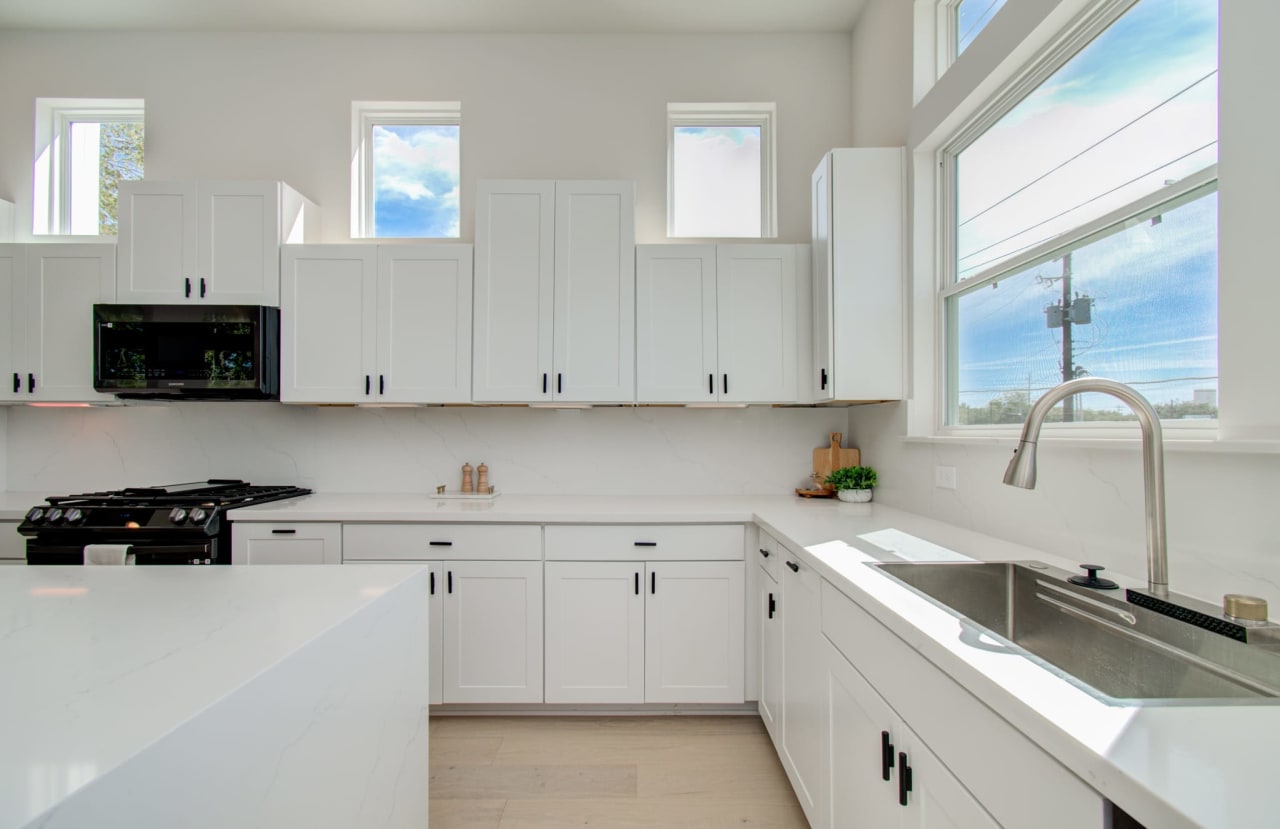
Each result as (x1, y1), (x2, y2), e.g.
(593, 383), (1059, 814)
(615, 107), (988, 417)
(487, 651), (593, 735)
(93, 305), (280, 399)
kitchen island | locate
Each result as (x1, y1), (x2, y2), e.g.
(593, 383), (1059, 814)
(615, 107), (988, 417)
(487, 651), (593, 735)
(0, 564), (431, 829)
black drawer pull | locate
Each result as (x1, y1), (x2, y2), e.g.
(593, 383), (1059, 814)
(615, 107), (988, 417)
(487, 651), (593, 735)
(786, 560), (799, 573)
(881, 731), (894, 781)
(898, 751), (912, 806)
(429, 541), (453, 547)
(271, 529), (297, 535)
(634, 541), (657, 547)
(759, 548), (770, 558)
(768, 592), (776, 619)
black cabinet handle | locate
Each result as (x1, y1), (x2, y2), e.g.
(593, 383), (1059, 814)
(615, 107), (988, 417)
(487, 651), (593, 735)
(542, 373), (548, 394)
(722, 373), (728, 395)
(635, 572), (640, 595)
(634, 541), (657, 547)
(430, 571), (436, 595)
(786, 560), (799, 573)
(557, 373), (563, 394)
(759, 548), (770, 558)
(708, 373), (714, 395)
(184, 277), (191, 298)
(365, 375), (371, 395)
(881, 731), (895, 781)
(429, 541), (453, 547)
(27, 373), (34, 393)
(821, 368), (828, 390)
(199, 277), (207, 298)
(898, 752), (912, 806)
(271, 529), (297, 535)
(768, 592), (776, 619)
(12, 373), (19, 393)
(447, 571), (453, 594)
(650, 571), (656, 594)
(379, 374), (385, 395)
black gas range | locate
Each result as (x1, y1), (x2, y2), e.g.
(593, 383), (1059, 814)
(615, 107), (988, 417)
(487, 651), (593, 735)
(19, 479), (312, 565)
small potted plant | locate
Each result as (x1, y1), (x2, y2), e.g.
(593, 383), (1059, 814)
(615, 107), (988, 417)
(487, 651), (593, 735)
(825, 465), (877, 503)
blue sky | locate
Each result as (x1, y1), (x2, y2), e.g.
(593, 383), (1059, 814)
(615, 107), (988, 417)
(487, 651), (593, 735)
(372, 124), (460, 238)
(957, 0), (1007, 54)
(952, 0), (1219, 415)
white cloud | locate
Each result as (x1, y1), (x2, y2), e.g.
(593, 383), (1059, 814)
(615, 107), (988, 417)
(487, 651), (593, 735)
(672, 130), (761, 237)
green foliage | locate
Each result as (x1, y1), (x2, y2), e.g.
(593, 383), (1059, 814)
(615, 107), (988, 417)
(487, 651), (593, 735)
(825, 465), (877, 491)
(958, 390), (1218, 425)
(98, 122), (145, 236)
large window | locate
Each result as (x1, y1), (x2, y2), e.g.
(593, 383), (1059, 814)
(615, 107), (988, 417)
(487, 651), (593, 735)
(943, 0), (1218, 427)
(351, 101), (460, 239)
(34, 98), (144, 236)
(667, 103), (776, 238)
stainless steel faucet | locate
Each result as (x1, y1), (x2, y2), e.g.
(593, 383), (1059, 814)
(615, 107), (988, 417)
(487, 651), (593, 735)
(1003, 377), (1168, 597)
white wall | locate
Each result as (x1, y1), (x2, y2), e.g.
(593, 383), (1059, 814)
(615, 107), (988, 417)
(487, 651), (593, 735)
(847, 1), (1280, 608)
(0, 31), (852, 244)
(849, 0), (913, 145)
(5, 405), (849, 495)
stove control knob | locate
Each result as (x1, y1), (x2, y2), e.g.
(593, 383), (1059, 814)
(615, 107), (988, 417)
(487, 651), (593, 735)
(64, 508), (85, 525)
(25, 507), (46, 524)
(46, 508), (65, 524)
(169, 508), (189, 524)
(189, 507), (208, 525)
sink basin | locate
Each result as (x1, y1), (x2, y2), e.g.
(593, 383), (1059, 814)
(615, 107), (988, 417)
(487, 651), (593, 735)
(871, 560), (1280, 703)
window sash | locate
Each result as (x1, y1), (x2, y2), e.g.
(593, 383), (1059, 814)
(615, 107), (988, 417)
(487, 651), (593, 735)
(35, 99), (143, 236)
(666, 103), (776, 238)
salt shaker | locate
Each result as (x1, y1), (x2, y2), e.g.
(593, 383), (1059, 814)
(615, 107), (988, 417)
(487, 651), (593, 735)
(461, 462), (474, 493)
(477, 463), (489, 493)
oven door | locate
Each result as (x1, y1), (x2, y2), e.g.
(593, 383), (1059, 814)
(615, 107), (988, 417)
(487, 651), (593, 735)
(27, 541), (221, 565)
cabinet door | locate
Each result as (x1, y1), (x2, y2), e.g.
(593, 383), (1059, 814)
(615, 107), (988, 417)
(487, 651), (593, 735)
(900, 727), (1001, 829)
(199, 181), (280, 305)
(825, 638), (903, 829)
(442, 560), (544, 703)
(231, 522), (342, 565)
(811, 153), (834, 402)
(780, 551), (823, 826)
(636, 245), (718, 403)
(759, 566), (783, 741)
(716, 245), (797, 403)
(280, 246), (377, 403)
(0, 245), (26, 402)
(645, 561), (745, 704)
(473, 180), (555, 402)
(553, 181), (635, 402)
(116, 181), (199, 302)
(377, 245), (473, 403)
(24, 244), (116, 402)
(545, 561), (645, 704)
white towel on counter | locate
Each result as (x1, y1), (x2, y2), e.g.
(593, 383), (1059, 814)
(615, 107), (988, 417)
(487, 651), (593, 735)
(84, 544), (135, 565)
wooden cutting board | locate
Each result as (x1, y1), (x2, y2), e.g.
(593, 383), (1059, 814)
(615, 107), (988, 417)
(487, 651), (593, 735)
(812, 432), (861, 489)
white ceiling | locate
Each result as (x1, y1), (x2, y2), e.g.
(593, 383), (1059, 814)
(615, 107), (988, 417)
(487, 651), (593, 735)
(0, 0), (870, 34)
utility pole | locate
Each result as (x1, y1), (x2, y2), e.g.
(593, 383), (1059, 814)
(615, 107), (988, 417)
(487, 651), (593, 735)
(1061, 253), (1074, 422)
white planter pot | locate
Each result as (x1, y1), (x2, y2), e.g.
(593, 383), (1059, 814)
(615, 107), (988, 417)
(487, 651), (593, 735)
(837, 489), (873, 503)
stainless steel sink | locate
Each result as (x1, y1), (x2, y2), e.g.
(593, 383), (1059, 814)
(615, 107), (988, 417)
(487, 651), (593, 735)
(871, 560), (1280, 703)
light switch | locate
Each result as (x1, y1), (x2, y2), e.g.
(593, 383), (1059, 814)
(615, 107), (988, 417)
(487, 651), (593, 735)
(935, 465), (958, 490)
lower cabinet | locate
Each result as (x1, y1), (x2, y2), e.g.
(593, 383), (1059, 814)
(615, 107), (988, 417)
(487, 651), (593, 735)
(544, 560), (745, 704)
(825, 638), (998, 828)
(780, 549), (824, 827)
(231, 522), (342, 564)
(442, 560), (543, 704)
(758, 557), (783, 739)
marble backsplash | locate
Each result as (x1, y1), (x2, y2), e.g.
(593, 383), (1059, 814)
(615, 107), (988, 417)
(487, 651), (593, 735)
(4, 403), (850, 495)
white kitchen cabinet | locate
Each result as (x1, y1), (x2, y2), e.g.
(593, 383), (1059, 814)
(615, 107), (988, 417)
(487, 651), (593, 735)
(810, 148), (905, 402)
(779, 548), (823, 827)
(824, 638), (998, 829)
(1, 243), (116, 403)
(231, 522), (342, 564)
(280, 244), (472, 404)
(756, 530), (783, 742)
(645, 560), (745, 704)
(473, 179), (635, 403)
(544, 561), (645, 704)
(116, 180), (318, 305)
(442, 560), (543, 703)
(636, 244), (798, 403)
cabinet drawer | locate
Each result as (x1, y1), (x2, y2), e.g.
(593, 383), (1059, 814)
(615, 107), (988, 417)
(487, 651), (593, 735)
(231, 522), (342, 565)
(755, 527), (780, 581)
(343, 523), (542, 561)
(545, 524), (744, 561)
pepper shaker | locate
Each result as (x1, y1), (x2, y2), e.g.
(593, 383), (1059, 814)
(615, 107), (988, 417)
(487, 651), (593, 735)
(462, 462), (474, 493)
(477, 463), (489, 493)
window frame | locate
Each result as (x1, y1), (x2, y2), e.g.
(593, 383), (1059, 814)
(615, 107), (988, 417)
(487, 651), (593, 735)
(666, 102), (777, 239)
(350, 100), (462, 240)
(33, 97), (144, 237)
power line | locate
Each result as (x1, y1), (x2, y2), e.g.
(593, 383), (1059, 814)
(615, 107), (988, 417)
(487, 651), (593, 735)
(957, 375), (1218, 396)
(956, 0), (1004, 51)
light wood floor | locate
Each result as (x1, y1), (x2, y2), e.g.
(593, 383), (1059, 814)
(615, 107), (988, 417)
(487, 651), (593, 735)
(429, 715), (810, 828)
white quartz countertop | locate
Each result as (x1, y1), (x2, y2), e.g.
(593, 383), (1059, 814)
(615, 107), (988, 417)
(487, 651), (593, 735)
(226, 491), (1278, 828)
(0, 564), (431, 828)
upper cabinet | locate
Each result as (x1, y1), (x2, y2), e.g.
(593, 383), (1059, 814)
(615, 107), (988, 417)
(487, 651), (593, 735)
(810, 148), (905, 403)
(117, 180), (319, 306)
(280, 244), (473, 404)
(473, 180), (635, 403)
(1, 243), (116, 404)
(637, 244), (800, 404)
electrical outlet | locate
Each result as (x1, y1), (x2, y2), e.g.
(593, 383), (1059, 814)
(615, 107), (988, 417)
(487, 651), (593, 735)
(935, 465), (958, 490)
